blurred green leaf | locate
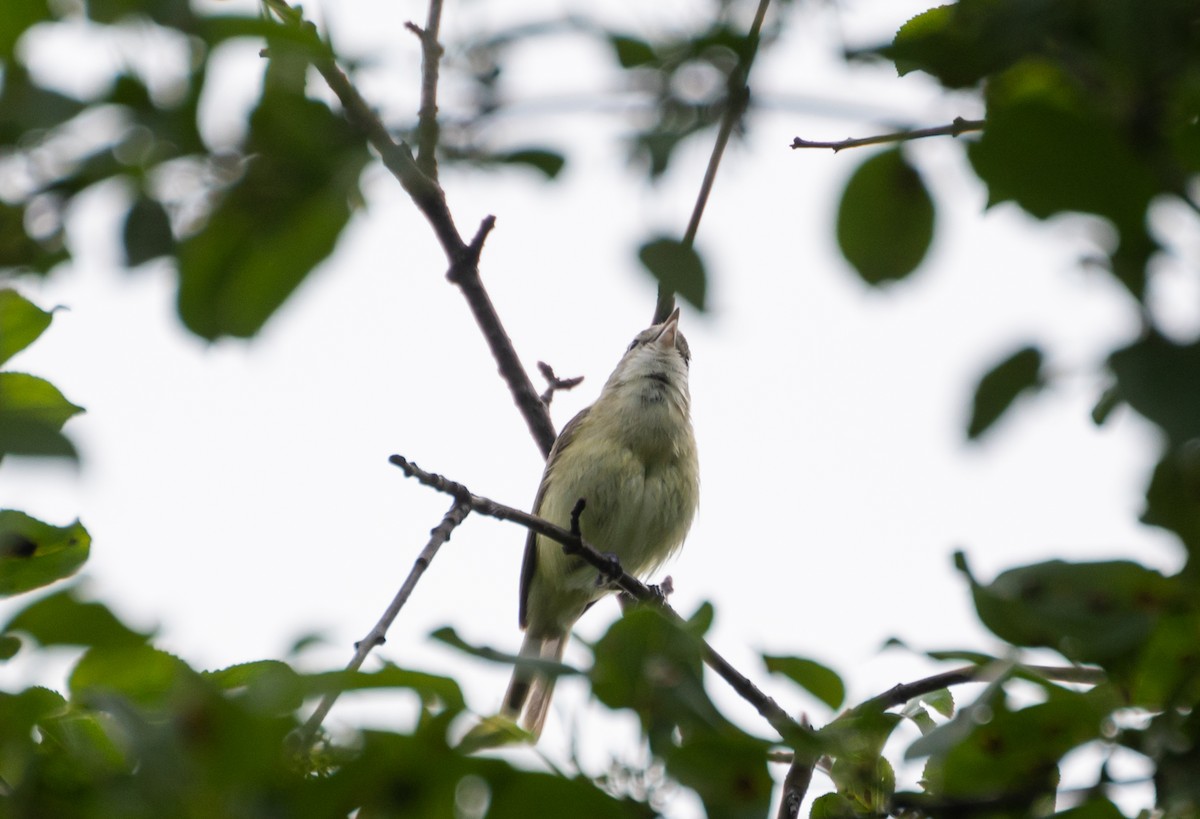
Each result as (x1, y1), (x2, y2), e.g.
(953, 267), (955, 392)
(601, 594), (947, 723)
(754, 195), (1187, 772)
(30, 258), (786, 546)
(1053, 798), (1128, 819)
(1143, 446), (1200, 559)
(0, 289), (53, 366)
(764, 654), (845, 710)
(177, 36), (370, 340)
(206, 659), (304, 713)
(921, 687), (954, 719)
(494, 148), (566, 179)
(832, 753), (894, 815)
(888, 1), (1070, 89)
(1130, 612), (1200, 710)
(70, 644), (195, 707)
(304, 664), (466, 713)
(962, 558), (1173, 667)
(0, 511), (90, 596)
(664, 731), (774, 819)
(609, 34), (657, 68)
(123, 196), (175, 267)
(0, 633), (21, 660)
(430, 625), (579, 680)
(810, 791), (860, 819)
(637, 237), (707, 311)
(0, 0), (52, 60)
(5, 586), (151, 648)
(0, 201), (70, 276)
(0, 372), (84, 461)
(836, 149), (934, 285)
(1109, 334), (1200, 447)
(921, 691), (1100, 801)
(591, 606), (726, 753)
(968, 59), (1158, 292)
(967, 345), (1044, 439)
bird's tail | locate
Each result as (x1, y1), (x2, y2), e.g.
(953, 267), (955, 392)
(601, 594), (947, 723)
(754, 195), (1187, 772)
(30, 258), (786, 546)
(501, 630), (568, 740)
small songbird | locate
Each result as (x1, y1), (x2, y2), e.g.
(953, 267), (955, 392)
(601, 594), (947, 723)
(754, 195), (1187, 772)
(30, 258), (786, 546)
(501, 307), (699, 739)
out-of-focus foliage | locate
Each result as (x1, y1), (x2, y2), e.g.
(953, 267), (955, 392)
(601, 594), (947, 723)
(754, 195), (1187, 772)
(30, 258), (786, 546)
(0, 290), (82, 460)
(3, 0), (1200, 817)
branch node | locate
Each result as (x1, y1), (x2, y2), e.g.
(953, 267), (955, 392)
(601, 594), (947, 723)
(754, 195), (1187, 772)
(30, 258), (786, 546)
(537, 361), (585, 406)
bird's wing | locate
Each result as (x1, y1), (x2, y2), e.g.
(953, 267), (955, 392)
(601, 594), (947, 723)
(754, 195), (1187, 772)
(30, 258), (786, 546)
(518, 405), (591, 629)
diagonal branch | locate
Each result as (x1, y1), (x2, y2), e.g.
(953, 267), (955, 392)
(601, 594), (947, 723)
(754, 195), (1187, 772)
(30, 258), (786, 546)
(265, 1), (558, 457)
(388, 454), (812, 746)
(292, 498), (471, 746)
(655, 0), (773, 324)
(790, 116), (985, 153)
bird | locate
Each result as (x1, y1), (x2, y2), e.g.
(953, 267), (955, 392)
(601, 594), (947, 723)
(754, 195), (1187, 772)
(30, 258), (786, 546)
(500, 307), (699, 739)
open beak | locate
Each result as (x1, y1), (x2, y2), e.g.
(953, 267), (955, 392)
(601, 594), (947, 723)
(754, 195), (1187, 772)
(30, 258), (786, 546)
(653, 307), (681, 349)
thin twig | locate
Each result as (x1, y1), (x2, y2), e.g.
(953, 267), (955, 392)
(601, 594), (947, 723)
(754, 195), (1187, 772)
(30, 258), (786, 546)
(404, 0), (444, 178)
(388, 454), (811, 745)
(858, 662), (1105, 714)
(654, 0), (773, 324)
(292, 499), (471, 746)
(790, 116), (985, 153)
(265, 1), (558, 457)
(537, 361), (585, 406)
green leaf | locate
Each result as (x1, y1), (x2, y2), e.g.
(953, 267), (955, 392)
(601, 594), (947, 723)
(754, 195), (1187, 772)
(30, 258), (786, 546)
(888, 2), (1069, 89)
(0, 201), (70, 276)
(637, 237), (707, 311)
(921, 687), (954, 718)
(764, 654), (846, 710)
(966, 345), (1044, 439)
(810, 791), (860, 819)
(303, 663), (466, 713)
(1143, 447), (1200, 559)
(591, 607), (727, 753)
(0, 372), (84, 461)
(836, 149), (934, 285)
(0, 633), (20, 660)
(0, 0), (52, 60)
(69, 644), (196, 707)
(122, 196), (175, 267)
(494, 148), (566, 179)
(430, 625), (579, 680)
(205, 659), (304, 713)
(962, 559), (1173, 667)
(1053, 799), (1128, 819)
(967, 59), (1159, 294)
(609, 34), (657, 68)
(1109, 334), (1200, 447)
(664, 731), (774, 819)
(176, 37), (370, 340)
(0, 289), (53, 366)
(5, 586), (152, 648)
(920, 691), (1100, 800)
(37, 710), (132, 778)
(0, 511), (90, 596)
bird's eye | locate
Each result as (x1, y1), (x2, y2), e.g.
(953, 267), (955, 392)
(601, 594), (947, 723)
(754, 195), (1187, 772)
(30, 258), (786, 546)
(626, 339), (640, 352)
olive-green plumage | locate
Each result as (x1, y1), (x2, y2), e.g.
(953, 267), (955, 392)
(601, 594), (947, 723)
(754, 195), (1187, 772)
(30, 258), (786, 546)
(502, 308), (699, 739)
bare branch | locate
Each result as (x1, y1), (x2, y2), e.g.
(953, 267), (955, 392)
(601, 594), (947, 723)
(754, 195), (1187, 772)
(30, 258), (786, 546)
(655, 0), (773, 324)
(404, 0), (444, 178)
(857, 662), (1105, 714)
(537, 361), (585, 406)
(388, 454), (811, 745)
(790, 116), (985, 152)
(264, 2), (557, 457)
(292, 498), (471, 746)
(776, 752), (815, 819)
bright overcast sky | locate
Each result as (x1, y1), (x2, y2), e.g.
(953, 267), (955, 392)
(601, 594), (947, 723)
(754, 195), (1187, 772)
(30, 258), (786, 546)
(1, 1), (1190, 815)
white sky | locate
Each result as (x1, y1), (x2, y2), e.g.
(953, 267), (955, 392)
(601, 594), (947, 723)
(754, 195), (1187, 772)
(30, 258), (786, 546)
(2, 1), (1194, 815)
